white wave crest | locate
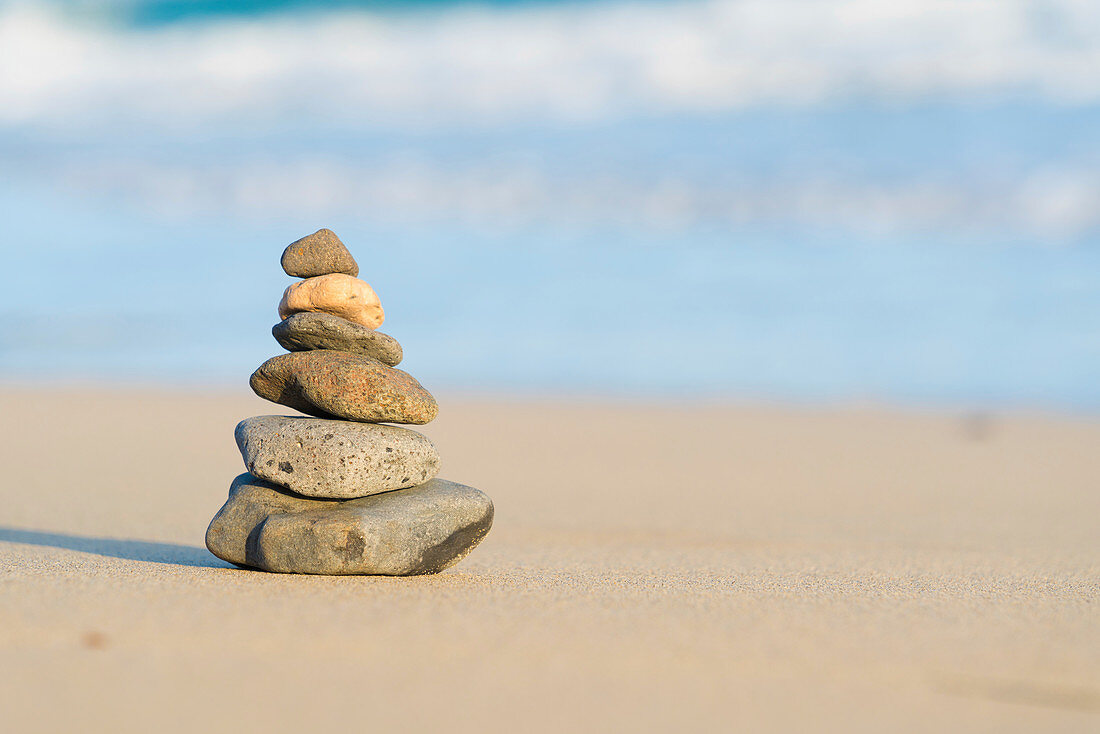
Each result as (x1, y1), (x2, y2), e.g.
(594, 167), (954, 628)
(3, 0), (1100, 128)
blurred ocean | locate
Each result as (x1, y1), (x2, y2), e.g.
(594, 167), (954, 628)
(2, 0), (1099, 408)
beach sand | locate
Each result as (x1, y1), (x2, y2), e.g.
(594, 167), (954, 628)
(0, 387), (1097, 732)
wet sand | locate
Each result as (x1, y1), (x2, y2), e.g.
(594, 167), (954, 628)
(0, 387), (1097, 732)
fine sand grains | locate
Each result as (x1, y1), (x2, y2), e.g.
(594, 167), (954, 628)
(0, 391), (1097, 732)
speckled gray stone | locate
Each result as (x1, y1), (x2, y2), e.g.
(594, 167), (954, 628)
(281, 228), (359, 278)
(272, 312), (403, 366)
(205, 474), (494, 575)
(235, 415), (440, 499)
(249, 350), (438, 425)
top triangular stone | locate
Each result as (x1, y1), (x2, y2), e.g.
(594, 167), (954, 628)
(281, 229), (359, 278)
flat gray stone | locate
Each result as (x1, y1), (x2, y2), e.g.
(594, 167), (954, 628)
(281, 228), (359, 278)
(273, 312), (403, 366)
(206, 474), (494, 575)
(235, 415), (440, 499)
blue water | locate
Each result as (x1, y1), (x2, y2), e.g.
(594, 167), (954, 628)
(60, 0), (554, 24)
(3, 1), (1100, 410)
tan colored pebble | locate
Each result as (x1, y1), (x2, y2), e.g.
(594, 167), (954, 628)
(278, 273), (384, 329)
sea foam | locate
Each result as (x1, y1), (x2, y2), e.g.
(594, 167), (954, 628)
(3, 0), (1100, 128)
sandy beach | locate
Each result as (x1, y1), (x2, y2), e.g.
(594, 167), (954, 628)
(0, 386), (1097, 732)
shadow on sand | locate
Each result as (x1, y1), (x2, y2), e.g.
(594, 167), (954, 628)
(0, 526), (230, 568)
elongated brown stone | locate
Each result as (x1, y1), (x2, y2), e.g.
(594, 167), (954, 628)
(249, 350), (438, 424)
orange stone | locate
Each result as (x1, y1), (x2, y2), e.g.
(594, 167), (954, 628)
(278, 273), (384, 329)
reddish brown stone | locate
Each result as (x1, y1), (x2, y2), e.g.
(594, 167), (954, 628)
(249, 351), (438, 424)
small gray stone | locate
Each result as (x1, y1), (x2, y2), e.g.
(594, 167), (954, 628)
(235, 415), (440, 499)
(273, 312), (403, 366)
(206, 474), (494, 575)
(281, 228), (359, 278)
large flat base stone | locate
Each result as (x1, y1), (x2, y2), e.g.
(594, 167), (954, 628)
(206, 474), (493, 575)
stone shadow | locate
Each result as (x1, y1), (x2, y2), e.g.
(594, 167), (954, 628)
(0, 526), (231, 568)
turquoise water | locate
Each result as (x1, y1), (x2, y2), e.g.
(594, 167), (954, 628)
(3, 1), (1099, 409)
(57, 0), (551, 21)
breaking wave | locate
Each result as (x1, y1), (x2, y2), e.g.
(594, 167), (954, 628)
(3, 0), (1100, 129)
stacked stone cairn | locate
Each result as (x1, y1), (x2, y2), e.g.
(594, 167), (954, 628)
(205, 229), (494, 575)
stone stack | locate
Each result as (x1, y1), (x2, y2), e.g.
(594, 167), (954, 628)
(205, 229), (494, 575)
